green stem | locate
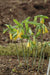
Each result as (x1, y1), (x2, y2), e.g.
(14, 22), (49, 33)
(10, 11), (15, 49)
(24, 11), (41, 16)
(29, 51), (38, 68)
(34, 45), (38, 65)
(27, 47), (29, 71)
(38, 25), (43, 72)
(38, 41), (43, 72)
(15, 43), (20, 64)
(41, 44), (46, 68)
(22, 41), (26, 64)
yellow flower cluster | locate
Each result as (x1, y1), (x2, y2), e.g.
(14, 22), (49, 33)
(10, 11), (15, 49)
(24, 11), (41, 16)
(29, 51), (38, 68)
(27, 40), (36, 48)
(43, 27), (48, 34)
(9, 30), (23, 40)
(14, 32), (23, 40)
(37, 27), (48, 34)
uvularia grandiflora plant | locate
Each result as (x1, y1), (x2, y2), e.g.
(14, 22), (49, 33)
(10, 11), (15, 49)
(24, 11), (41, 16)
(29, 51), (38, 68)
(3, 15), (49, 72)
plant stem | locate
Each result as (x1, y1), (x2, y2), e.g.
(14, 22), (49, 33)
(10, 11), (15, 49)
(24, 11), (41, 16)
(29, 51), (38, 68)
(15, 43), (20, 64)
(32, 48), (34, 68)
(27, 47), (29, 71)
(22, 41), (26, 64)
(38, 25), (43, 72)
(41, 44), (46, 68)
(34, 43), (38, 65)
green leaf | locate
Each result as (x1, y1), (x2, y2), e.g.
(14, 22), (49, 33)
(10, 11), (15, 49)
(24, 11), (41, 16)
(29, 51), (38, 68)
(5, 24), (13, 31)
(9, 25), (13, 30)
(3, 28), (8, 34)
(36, 15), (48, 19)
(5, 24), (9, 28)
(36, 32), (41, 38)
(22, 17), (30, 23)
(25, 23), (29, 33)
(12, 32), (17, 38)
(34, 16), (37, 22)
(13, 19), (21, 26)
(29, 27), (33, 35)
(48, 42), (50, 46)
(42, 24), (46, 32)
(27, 21), (41, 26)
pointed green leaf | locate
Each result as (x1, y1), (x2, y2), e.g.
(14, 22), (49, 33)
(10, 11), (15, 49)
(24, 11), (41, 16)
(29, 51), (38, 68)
(36, 15), (48, 19)
(13, 19), (21, 26)
(3, 28), (8, 34)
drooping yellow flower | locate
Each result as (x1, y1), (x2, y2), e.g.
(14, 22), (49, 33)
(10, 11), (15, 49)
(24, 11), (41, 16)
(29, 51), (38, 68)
(15, 32), (23, 40)
(14, 30), (23, 40)
(40, 18), (44, 24)
(17, 30), (19, 34)
(43, 30), (45, 34)
(38, 29), (41, 33)
(17, 34), (21, 38)
(18, 32), (23, 38)
(27, 42), (31, 48)
(9, 33), (12, 40)
(43, 27), (48, 34)
(45, 27), (48, 33)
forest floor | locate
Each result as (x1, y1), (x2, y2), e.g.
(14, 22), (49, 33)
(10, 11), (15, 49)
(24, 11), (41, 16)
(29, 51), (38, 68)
(0, 56), (48, 75)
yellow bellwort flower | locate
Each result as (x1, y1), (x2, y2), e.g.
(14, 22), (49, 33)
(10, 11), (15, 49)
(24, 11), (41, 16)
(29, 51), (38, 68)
(45, 27), (48, 33)
(38, 29), (41, 33)
(43, 30), (45, 34)
(27, 42), (31, 48)
(17, 32), (23, 38)
(40, 18), (44, 24)
(14, 32), (23, 40)
(17, 30), (19, 34)
(9, 33), (12, 40)
(43, 27), (48, 34)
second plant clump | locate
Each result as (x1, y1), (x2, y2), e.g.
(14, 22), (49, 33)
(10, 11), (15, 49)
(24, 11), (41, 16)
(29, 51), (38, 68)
(3, 15), (49, 72)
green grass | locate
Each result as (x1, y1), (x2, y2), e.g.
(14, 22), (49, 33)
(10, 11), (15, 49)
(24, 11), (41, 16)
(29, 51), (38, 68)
(0, 42), (50, 57)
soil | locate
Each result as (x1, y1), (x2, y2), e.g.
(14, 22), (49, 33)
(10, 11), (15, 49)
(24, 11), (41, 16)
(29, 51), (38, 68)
(0, 56), (48, 75)
(0, 0), (50, 45)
